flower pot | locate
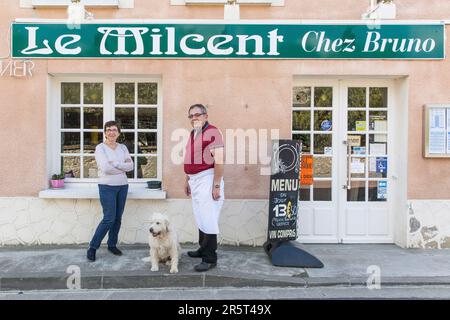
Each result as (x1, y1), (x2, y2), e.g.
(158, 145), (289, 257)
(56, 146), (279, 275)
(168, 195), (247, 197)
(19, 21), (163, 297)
(147, 181), (161, 190)
(50, 179), (64, 189)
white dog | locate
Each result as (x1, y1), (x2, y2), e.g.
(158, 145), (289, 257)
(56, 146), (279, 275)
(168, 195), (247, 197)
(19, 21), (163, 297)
(142, 212), (180, 274)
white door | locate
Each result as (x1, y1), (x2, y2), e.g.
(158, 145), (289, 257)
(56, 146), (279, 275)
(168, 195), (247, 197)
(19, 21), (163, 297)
(292, 79), (394, 243)
(338, 80), (393, 243)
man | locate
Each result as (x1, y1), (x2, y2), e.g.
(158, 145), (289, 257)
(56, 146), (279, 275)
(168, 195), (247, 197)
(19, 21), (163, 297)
(184, 104), (224, 272)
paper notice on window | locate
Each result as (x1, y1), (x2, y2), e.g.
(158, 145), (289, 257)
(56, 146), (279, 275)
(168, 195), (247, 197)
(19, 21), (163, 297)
(447, 109), (450, 154)
(374, 134), (387, 142)
(377, 181), (387, 200)
(348, 135), (361, 147)
(369, 157), (377, 172)
(356, 121), (366, 131)
(370, 143), (386, 155)
(429, 108), (446, 154)
(350, 159), (365, 174)
(324, 147), (333, 155)
(374, 120), (387, 131)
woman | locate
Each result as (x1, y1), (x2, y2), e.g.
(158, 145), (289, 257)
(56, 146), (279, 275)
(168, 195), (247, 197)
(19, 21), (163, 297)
(87, 120), (134, 262)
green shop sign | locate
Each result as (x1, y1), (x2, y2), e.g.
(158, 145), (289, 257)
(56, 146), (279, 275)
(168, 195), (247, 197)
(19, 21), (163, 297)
(11, 23), (445, 59)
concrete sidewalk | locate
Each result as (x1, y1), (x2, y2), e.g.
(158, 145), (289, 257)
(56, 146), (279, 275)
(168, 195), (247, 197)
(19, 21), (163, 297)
(0, 244), (449, 291)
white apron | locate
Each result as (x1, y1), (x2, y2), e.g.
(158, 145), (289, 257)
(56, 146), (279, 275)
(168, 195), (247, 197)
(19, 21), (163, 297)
(188, 168), (224, 234)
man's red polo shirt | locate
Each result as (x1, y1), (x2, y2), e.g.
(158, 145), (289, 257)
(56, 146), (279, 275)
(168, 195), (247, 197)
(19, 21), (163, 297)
(184, 122), (224, 175)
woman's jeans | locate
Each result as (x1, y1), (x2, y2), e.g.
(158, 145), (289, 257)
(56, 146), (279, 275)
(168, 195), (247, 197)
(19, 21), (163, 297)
(89, 184), (128, 250)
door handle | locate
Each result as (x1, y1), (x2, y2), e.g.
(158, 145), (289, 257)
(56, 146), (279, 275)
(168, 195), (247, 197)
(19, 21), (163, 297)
(346, 139), (351, 190)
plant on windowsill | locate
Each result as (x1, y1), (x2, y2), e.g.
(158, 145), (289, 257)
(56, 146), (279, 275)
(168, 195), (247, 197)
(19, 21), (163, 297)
(50, 172), (65, 189)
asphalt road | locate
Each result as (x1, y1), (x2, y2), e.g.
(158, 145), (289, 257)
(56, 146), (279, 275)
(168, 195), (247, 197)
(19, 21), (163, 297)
(1, 286), (450, 300)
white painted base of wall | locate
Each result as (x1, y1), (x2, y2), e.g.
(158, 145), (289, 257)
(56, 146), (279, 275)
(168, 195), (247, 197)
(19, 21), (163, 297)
(407, 200), (450, 249)
(2, 197), (449, 248)
(0, 198), (268, 247)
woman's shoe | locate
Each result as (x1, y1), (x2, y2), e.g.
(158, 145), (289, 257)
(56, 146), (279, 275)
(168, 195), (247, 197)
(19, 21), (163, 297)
(87, 248), (96, 261)
(108, 247), (123, 256)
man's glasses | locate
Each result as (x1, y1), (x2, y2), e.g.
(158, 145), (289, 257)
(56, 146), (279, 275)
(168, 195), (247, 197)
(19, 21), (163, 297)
(188, 112), (205, 119)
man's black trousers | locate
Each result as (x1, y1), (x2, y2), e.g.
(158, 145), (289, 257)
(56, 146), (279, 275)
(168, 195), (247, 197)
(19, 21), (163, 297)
(198, 229), (217, 263)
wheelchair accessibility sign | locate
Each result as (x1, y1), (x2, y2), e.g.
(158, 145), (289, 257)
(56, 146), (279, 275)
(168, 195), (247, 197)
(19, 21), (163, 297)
(376, 157), (387, 173)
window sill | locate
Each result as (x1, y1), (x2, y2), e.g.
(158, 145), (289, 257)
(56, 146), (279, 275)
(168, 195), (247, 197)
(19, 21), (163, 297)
(38, 184), (166, 199)
(20, 0), (134, 9)
(171, 0), (284, 6)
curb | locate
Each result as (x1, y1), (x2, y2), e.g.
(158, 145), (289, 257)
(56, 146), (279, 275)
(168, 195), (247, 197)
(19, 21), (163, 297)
(2, 274), (450, 291)
(0, 274), (307, 291)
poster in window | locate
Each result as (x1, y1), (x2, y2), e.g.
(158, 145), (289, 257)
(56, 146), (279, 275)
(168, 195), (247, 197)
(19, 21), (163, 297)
(377, 181), (387, 200)
(424, 105), (450, 157)
(429, 108), (446, 154)
(447, 109), (450, 154)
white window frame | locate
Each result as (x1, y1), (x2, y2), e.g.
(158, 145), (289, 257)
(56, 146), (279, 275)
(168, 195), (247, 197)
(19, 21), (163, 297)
(171, 0), (284, 6)
(21, 0), (134, 8)
(49, 76), (163, 185)
(112, 78), (163, 183)
(291, 84), (336, 203)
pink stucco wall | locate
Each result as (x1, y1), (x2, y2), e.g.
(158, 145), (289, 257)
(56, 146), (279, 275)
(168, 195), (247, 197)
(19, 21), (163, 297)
(0, 0), (449, 199)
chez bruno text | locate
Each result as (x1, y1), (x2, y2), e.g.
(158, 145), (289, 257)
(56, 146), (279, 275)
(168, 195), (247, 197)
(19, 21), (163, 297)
(20, 26), (437, 56)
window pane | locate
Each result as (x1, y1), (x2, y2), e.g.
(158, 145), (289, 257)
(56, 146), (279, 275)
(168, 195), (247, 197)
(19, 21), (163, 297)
(61, 107), (80, 129)
(84, 107), (103, 129)
(313, 180), (331, 201)
(347, 181), (365, 201)
(138, 132), (157, 154)
(84, 132), (102, 154)
(293, 134), (310, 153)
(138, 108), (157, 129)
(299, 185), (310, 201)
(314, 87), (332, 108)
(292, 111), (310, 131)
(119, 133), (135, 154)
(369, 156), (388, 178)
(138, 83), (157, 105)
(83, 156), (98, 178)
(369, 87), (388, 108)
(348, 87), (366, 108)
(369, 181), (387, 202)
(83, 83), (103, 104)
(61, 83), (80, 104)
(293, 86), (311, 108)
(349, 134), (366, 154)
(61, 156), (80, 178)
(115, 83), (135, 104)
(137, 156), (157, 179)
(61, 132), (80, 153)
(369, 134), (387, 155)
(350, 157), (365, 178)
(369, 111), (387, 131)
(348, 111), (366, 131)
(313, 134), (332, 154)
(115, 107), (135, 129)
(314, 110), (332, 131)
(314, 156), (332, 178)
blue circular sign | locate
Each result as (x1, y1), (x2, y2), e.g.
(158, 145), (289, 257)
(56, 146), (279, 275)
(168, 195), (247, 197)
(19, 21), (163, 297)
(321, 120), (332, 131)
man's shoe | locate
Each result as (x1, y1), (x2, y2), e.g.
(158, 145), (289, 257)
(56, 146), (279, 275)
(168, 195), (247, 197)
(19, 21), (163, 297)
(194, 262), (217, 272)
(108, 247), (122, 256)
(187, 250), (202, 258)
(87, 248), (96, 262)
